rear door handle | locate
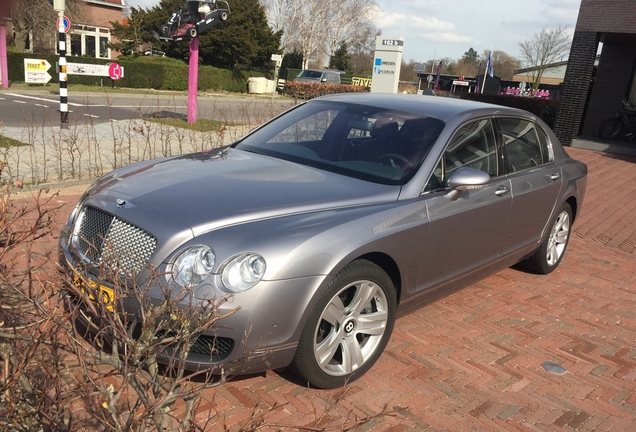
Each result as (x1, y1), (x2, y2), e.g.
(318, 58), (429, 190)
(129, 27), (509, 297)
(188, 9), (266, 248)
(550, 173), (561, 181)
(495, 186), (509, 196)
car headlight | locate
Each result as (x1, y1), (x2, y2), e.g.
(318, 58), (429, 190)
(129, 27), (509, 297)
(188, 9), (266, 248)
(172, 245), (216, 287)
(221, 253), (266, 293)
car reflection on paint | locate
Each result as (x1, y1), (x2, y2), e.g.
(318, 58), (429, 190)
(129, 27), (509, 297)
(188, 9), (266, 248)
(59, 93), (587, 388)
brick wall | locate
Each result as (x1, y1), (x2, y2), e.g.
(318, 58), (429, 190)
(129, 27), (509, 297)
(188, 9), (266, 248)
(576, 0), (636, 33)
(81, 3), (124, 29)
(553, 31), (599, 146)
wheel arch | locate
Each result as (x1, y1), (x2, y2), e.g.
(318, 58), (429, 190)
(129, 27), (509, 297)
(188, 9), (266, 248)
(565, 195), (578, 222)
(354, 252), (402, 305)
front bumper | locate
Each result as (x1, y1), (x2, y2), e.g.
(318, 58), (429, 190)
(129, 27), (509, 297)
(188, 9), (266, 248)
(58, 225), (326, 374)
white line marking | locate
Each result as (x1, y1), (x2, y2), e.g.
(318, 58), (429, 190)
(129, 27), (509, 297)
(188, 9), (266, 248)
(13, 100), (27, 104)
(34, 103), (49, 108)
(83, 114), (99, 118)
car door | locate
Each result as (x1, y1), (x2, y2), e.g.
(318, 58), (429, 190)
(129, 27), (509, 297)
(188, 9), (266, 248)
(417, 118), (512, 291)
(496, 118), (563, 257)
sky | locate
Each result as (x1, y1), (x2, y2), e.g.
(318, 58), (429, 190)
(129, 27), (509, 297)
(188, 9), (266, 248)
(124, 0), (582, 63)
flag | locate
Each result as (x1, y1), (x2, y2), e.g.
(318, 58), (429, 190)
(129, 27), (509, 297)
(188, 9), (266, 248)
(486, 52), (494, 78)
(433, 61), (442, 90)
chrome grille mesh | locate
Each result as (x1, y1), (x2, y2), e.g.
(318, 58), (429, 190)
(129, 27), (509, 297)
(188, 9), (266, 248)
(75, 206), (157, 277)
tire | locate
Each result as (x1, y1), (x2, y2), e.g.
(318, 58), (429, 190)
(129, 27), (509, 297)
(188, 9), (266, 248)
(160, 24), (170, 37)
(188, 27), (197, 38)
(520, 203), (572, 274)
(291, 260), (397, 389)
(598, 117), (623, 139)
(220, 11), (228, 21)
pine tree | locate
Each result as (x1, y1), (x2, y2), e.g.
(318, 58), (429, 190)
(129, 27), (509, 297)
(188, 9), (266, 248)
(328, 41), (351, 73)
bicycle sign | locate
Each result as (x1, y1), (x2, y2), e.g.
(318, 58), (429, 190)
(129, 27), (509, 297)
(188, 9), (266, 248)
(598, 100), (636, 142)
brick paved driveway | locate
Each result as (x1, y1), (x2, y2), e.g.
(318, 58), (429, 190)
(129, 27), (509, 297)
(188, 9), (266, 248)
(45, 147), (636, 431)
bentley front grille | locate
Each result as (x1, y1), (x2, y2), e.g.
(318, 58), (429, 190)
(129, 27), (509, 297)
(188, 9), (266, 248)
(74, 206), (157, 277)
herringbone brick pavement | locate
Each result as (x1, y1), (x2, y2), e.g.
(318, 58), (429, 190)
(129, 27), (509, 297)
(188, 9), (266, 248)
(36, 147), (636, 431)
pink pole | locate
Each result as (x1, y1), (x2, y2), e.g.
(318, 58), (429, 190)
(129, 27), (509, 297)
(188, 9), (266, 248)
(187, 36), (199, 124)
(0, 26), (8, 90)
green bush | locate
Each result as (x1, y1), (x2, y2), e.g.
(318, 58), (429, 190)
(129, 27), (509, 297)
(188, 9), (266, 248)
(283, 81), (369, 99)
(6, 52), (261, 93)
(458, 93), (559, 128)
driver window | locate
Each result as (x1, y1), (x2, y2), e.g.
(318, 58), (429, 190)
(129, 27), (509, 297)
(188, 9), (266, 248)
(424, 119), (496, 191)
(445, 119), (497, 177)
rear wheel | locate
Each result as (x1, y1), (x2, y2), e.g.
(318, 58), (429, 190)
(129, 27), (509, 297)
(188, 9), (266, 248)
(188, 27), (198, 38)
(291, 260), (396, 388)
(520, 203), (572, 274)
(220, 11), (228, 21)
(598, 117), (623, 139)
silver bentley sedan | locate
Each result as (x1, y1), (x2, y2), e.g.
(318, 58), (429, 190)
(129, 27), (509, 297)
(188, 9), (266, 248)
(59, 93), (587, 388)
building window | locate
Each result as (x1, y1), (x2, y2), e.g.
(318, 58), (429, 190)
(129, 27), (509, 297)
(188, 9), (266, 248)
(68, 25), (110, 59)
(99, 37), (109, 58)
(86, 35), (96, 57)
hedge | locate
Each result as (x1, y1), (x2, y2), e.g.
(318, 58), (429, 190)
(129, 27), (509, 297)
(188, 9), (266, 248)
(6, 52), (261, 92)
(458, 93), (559, 129)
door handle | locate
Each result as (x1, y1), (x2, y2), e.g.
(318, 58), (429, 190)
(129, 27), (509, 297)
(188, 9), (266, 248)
(495, 186), (509, 196)
(550, 173), (561, 181)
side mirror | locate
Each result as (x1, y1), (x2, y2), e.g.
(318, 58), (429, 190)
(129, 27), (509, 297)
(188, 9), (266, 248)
(446, 167), (490, 201)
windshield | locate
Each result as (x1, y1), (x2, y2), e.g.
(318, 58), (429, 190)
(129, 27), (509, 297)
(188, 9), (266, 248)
(234, 100), (445, 185)
(297, 70), (323, 80)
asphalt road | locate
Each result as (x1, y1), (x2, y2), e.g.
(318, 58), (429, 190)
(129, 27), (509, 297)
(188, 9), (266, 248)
(0, 89), (295, 127)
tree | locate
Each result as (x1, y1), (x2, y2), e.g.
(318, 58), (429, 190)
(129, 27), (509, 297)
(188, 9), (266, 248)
(518, 25), (571, 93)
(110, 0), (281, 70)
(109, 7), (147, 55)
(461, 47), (479, 68)
(260, 0), (378, 69)
(482, 49), (521, 80)
(11, 0), (84, 53)
(329, 41), (351, 73)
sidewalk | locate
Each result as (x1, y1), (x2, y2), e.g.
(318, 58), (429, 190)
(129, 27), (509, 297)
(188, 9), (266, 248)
(31, 144), (636, 430)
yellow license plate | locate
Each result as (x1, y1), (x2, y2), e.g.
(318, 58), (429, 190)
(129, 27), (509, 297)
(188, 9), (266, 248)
(72, 272), (115, 312)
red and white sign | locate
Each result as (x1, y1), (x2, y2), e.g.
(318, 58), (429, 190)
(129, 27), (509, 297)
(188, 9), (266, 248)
(108, 63), (124, 80)
(56, 16), (71, 34)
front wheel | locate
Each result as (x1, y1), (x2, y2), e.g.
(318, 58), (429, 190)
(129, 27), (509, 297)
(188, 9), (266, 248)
(291, 260), (396, 388)
(519, 203), (572, 274)
(598, 116), (623, 139)
(220, 11), (228, 21)
(188, 27), (198, 38)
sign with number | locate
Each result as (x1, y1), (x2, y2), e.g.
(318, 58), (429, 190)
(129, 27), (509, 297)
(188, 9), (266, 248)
(382, 39), (404, 47)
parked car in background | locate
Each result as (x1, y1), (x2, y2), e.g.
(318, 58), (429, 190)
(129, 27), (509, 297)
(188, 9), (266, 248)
(293, 69), (345, 84)
(59, 94), (587, 389)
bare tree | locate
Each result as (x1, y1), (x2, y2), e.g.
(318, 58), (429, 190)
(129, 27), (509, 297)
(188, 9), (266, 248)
(518, 25), (571, 93)
(11, 0), (84, 54)
(261, 0), (378, 69)
(482, 49), (521, 80)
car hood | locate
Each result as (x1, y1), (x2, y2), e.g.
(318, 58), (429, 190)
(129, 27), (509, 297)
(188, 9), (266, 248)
(91, 147), (400, 236)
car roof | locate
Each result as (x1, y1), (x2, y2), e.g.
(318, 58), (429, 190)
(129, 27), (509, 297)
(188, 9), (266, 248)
(314, 93), (534, 123)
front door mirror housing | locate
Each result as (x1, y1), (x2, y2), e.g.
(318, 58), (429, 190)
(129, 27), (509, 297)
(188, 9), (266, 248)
(446, 167), (491, 201)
